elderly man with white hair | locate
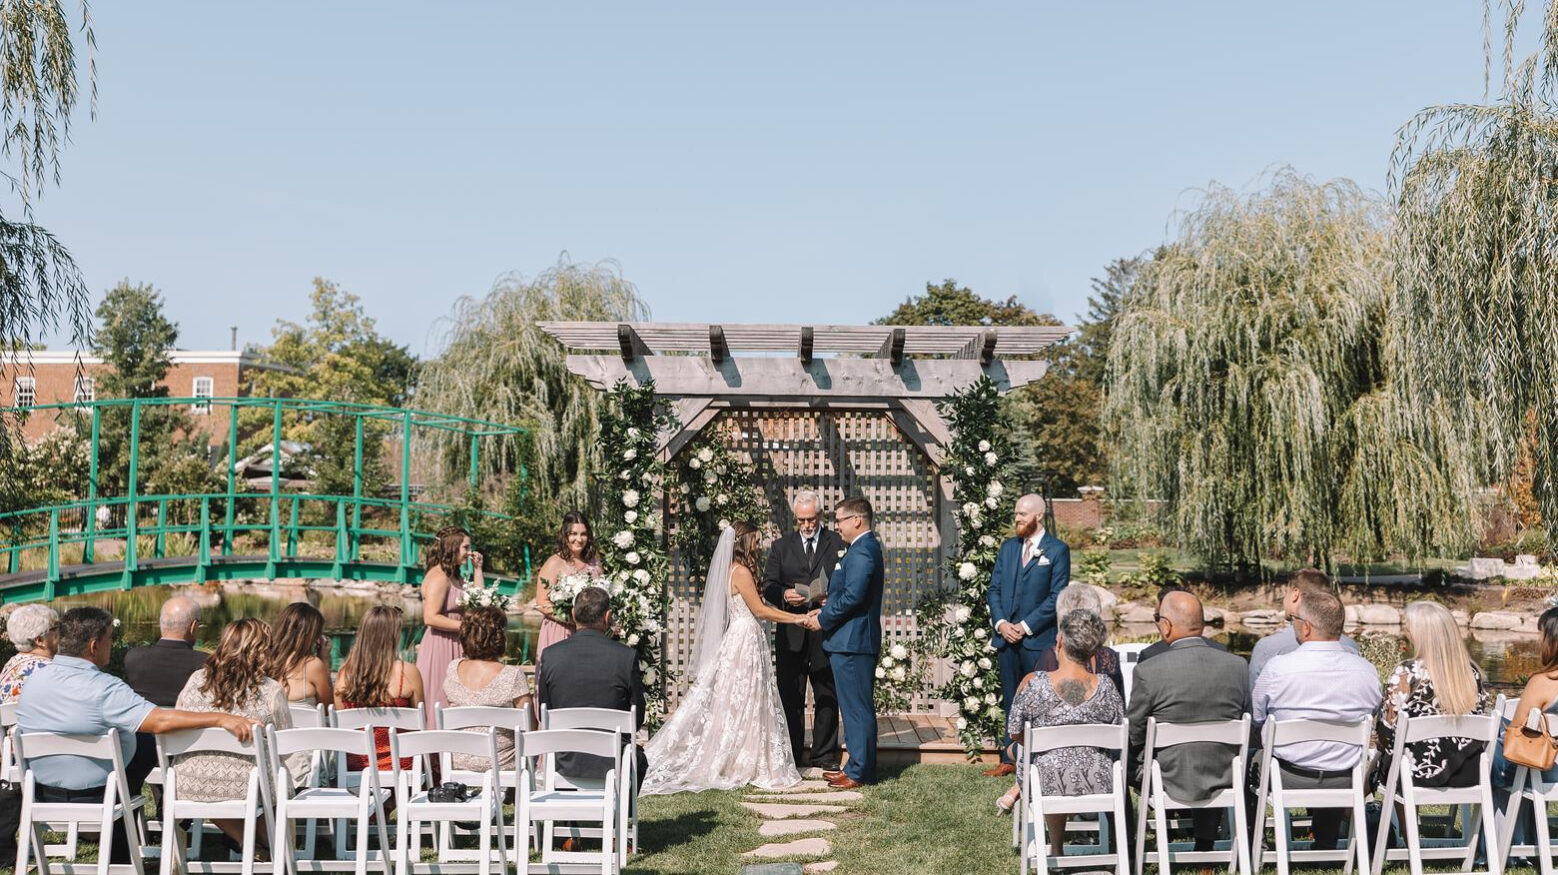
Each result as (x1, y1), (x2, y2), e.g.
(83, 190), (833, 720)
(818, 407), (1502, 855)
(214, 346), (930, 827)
(762, 489), (847, 770)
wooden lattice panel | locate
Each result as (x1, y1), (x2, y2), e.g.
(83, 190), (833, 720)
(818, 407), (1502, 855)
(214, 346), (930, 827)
(663, 409), (944, 711)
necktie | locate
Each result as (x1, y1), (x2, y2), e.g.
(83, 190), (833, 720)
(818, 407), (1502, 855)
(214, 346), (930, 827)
(1022, 540), (1035, 566)
(805, 538), (815, 565)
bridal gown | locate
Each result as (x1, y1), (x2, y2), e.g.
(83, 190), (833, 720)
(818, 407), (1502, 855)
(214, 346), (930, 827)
(639, 586), (801, 794)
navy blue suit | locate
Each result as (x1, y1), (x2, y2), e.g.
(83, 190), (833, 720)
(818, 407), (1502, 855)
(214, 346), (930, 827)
(817, 530), (884, 782)
(985, 531), (1070, 762)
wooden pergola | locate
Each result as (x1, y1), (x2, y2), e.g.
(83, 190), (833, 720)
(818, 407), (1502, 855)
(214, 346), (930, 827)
(540, 321), (1070, 711)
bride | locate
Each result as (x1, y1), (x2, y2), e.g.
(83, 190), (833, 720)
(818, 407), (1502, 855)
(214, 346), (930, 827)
(640, 521), (811, 794)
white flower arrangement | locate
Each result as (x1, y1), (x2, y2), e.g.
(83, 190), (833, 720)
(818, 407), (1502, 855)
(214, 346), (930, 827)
(695, 496), (711, 512)
(978, 439), (991, 452)
(890, 643), (908, 660)
(546, 572), (605, 623)
(625, 510), (638, 524)
(689, 457), (702, 470)
(698, 447), (714, 463)
(623, 489), (640, 508)
(613, 530), (635, 549)
(625, 551), (641, 565)
(958, 562), (978, 581)
(984, 451), (998, 466)
(623, 448), (637, 461)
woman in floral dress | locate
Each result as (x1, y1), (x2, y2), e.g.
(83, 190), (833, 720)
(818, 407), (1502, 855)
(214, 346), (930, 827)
(1375, 600), (1492, 788)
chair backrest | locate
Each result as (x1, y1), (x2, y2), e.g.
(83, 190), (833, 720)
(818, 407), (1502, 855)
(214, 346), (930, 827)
(331, 705), (424, 732)
(0, 702), (18, 728)
(16, 729), (122, 760)
(437, 704), (531, 733)
(157, 726), (263, 760)
(1400, 711), (1501, 745)
(1024, 721), (1129, 755)
(518, 728), (623, 760)
(1264, 716), (1371, 750)
(289, 702), (327, 728)
(1113, 642), (1151, 664)
(1147, 715), (1251, 750)
(391, 728), (500, 792)
(542, 706), (635, 734)
(266, 725), (373, 758)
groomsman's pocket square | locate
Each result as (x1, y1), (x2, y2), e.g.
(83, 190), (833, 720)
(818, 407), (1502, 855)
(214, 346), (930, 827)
(1037, 555), (1052, 566)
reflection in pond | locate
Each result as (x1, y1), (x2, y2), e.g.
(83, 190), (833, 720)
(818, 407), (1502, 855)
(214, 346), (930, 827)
(55, 583), (540, 668)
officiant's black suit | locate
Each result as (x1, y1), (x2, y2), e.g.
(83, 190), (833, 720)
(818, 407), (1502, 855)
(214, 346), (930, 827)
(762, 527), (845, 768)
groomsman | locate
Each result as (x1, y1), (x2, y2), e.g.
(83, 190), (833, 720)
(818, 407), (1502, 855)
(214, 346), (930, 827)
(984, 493), (1070, 777)
(762, 490), (845, 770)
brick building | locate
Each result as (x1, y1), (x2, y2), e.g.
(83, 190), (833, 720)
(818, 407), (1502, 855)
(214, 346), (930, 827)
(1, 350), (277, 444)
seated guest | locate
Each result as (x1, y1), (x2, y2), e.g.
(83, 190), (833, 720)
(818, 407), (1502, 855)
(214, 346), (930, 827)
(1248, 569), (1358, 686)
(335, 605), (424, 772)
(125, 595), (208, 706)
(1033, 586), (1125, 696)
(1495, 607), (1558, 847)
(1375, 601), (1490, 789)
(16, 607), (255, 865)
(1127, 590), (1250, 852)
(996, 608), (1124, 862)
(536, 586), (646, 784)
(1137, 584), (1228, 662)
(1, 604), (59, 704)
(0, 604), (58, 863)
(269, 602), (333, 706)
(445, 606), (532, 771)
(1251, 588), (1380, 852)
(174, 618), (291, 852)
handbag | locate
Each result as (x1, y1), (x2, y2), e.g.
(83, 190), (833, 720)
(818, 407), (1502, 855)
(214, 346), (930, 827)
(1503, 704), (1558, 771)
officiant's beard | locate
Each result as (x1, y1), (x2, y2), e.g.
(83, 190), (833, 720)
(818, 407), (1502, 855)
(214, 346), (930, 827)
(1014, 517), (1039, 539)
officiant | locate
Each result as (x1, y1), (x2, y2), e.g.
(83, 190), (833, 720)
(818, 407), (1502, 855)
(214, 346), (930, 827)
(762, 490), (845, 771)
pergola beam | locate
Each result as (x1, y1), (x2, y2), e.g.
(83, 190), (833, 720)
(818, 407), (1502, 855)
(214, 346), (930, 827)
(876, 327), (906, 366)
(617, 324), (652, 362)
(798, 326), (814, 364)
(955, 329), (999, 366)
(709, 325), (728, 363)
(565, 355), (1048, 399)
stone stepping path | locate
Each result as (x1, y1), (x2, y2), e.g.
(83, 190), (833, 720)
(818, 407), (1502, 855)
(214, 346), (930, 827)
(759, 819), (837, 837)
(740, 776), (860, 870)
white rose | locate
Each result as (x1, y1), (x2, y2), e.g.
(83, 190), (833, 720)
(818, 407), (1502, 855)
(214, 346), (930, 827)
(645, 619), (662, 633)
(689, 457), (702, 470)
(955, 717), (968, 731)
(984, 451), (997, 466)
(985, 496), (998, 509)
(875, 666), (887, 679)
(703, 471), (716, 484)
(952, 625), (965, 638)
(610, 579), (624, 595)
(680, 483), (691, 494)
(890, 644), (908, 660)
(984, 692), (997, 705)
(891, 666), (905, 682)
(965, 466), (975, 476)
(619, 470), (630, 480)
(882, 656), (895, 668)
(627, 633), (640, 647)
(623, 448), (637, 461)
(623, 490), (640, 508)
(625, 551), (641, 565)
(961, 502), (978, 517)
(978, 440), (991, 452)
(965, 697), (981, 711)
(644, 668), (659, 684)
(960, 661), (977, 678)
(698, 447), (714, 463)
(974, 627), (988, 640)
(972, 677), (983, 689)
(954, 605), (971, 623)
(627, 427), (641, 439)
(979, 535), (995, 547)
(977, 657), (992, 670)
(987, 481), (1003, 497)
(987, 704), (1003, 720)
(695, 496), (711, 512)
(633, 568), (651, 584)
(624, 510), (638, 524)
(958, 562), (977, 581)
(716, 493), (728, 506)
(613, 530), (634, 549)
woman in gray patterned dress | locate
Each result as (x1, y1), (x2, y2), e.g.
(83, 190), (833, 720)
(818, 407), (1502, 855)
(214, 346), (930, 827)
(997, 609), (1124, 858)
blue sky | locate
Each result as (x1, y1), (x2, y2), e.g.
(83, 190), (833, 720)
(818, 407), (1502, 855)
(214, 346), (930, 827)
(33, 2), (1499, 355)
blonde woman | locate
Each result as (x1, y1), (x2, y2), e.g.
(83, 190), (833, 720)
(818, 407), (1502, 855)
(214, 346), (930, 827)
(1374, 600), (1492, 788)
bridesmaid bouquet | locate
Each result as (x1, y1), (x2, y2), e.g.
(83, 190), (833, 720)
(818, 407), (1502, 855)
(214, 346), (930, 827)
(549, 571), (608, 624)
(459, 581), (513, 612)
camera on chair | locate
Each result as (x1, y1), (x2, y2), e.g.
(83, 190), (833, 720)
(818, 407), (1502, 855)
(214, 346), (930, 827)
(428, 782), (471, 803)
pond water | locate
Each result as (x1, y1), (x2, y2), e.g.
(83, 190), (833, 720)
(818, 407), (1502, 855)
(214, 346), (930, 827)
(54, 583), (541, 668)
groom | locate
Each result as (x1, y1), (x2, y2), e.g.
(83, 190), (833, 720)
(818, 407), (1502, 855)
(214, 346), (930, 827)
(801, 496), (884, 789)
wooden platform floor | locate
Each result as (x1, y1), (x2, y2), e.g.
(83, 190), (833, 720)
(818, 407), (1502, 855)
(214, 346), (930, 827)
(803, 712), (997, 764)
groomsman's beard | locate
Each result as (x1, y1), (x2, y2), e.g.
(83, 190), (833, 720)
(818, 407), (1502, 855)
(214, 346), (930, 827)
(1014, 518), (1039, 539)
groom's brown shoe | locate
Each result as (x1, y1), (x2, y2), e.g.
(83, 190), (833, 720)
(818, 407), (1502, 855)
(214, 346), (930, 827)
(822, 769), (846, 782)
(982, 763), (1016, 777)
(827, 775), (864, 789)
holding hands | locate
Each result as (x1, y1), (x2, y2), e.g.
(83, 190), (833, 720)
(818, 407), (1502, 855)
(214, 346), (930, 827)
(797, 610), (822, 631)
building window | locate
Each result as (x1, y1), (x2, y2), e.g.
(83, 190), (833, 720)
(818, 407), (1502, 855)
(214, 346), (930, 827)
(14, 376), (35, 408)
(73, 376), (94, 405)
(192, 376), (213, 414)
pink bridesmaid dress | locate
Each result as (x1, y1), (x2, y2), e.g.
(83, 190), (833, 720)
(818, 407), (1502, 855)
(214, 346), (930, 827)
(535, 558), (600, 667)
(416, 578), (464, 722)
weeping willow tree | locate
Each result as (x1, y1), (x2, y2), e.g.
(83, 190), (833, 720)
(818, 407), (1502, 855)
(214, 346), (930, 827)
(1390, 0), (1558, 545)
(1105, 170), (1475, 569)
(415, 256), (648, 554)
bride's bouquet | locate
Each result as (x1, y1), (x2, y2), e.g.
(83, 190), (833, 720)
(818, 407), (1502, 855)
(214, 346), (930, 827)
(459, 581), (513, 612)
(549, 571), (609, 624)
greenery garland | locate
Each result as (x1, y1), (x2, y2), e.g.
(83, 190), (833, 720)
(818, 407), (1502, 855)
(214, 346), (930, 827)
(595, 380), (675, 726)
(670, 423), (765, 577)
(919, 376), (1013, 757)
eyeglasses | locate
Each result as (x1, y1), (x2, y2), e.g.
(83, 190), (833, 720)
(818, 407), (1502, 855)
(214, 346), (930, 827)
(834, 514), (862, 524)
(1289, 613), (1315, 627)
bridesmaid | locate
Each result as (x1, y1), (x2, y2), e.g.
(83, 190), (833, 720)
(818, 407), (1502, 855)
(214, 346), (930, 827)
(415, 525), (482, 721)
(534, 511), (600, 666)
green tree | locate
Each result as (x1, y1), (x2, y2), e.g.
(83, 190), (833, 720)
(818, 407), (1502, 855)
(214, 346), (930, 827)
(877, 280), (1052, 327)
(245, 278), (419, 499)
(1389, 0), (1558, 548)
(415, 256), (649, 560)
(1104, 169), (1473, 569)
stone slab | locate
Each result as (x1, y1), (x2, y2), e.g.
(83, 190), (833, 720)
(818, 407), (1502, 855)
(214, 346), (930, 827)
(765, 780), (834, 793)
(740, 864), (805, 875)
(748, 791), (863, 804)
(1472, 610), (1525, 630)
(742, 802), (848, 819)
(743, 838), (833, 858)
(760, 819), (838, 837)
(805, 863), (840, 874)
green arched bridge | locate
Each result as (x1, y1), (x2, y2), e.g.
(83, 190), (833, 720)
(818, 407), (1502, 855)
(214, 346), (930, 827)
(0, 397), (529, 603)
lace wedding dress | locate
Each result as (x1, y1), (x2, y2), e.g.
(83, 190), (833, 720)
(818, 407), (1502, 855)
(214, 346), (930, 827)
(640, 532), (801, 795)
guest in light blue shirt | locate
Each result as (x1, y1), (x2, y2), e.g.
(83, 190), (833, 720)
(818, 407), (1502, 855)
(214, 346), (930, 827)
(1247, 569), (1359, 687)
(15, 607), (257, 864)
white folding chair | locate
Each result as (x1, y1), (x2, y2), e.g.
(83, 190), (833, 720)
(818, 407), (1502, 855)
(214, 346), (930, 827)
(266, 726), (390, 875)
(539, 705), (639, 865)
(329, 707), (423, 853)
(288, 705), (327, 729)
(1497, 704), (1558, 875)
(1015, 721), (1130, 875)
(1372, 710), (1502, 875)
(1112, 642), (1151, 702)
(155, 728), (277, 875)
(516, 729), (624, 875)
(1251, 717), (1372, 875)
(434, 705), (530, 855)
(13, 728), (150, 875)
(388, 729), (508, 875)
(1135, 716), (1252, 875)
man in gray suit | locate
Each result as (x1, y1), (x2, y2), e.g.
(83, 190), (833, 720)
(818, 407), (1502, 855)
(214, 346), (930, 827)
(1127, 590), (1250, 852)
